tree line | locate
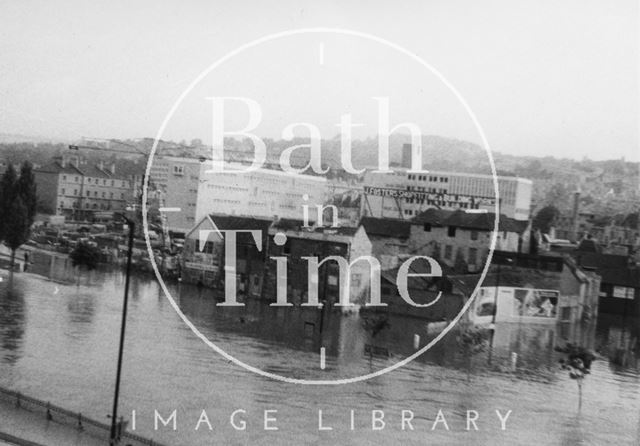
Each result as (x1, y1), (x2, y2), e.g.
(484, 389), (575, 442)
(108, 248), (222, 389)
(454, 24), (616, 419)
(0, 162), (37, 272)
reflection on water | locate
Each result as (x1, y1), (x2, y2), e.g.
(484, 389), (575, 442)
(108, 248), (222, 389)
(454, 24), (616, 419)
(0, 280), (25, 365)
(0, 255), (638, 445)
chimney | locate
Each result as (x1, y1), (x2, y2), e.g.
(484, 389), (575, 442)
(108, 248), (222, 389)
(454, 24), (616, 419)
(64, 154), (80, 168)
(571, 188), (581, 242)
(401, 143), (412, 169)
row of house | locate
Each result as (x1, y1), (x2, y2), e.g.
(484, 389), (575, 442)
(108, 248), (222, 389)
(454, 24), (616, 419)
(34, 154), (143, 221)
(180, 209), (598, 325)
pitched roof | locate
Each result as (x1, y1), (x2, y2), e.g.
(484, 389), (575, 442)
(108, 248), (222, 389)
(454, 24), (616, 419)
(35, 161), (83, 175)
(573, 252), (639, 287)
(412, 209), (527, 233)
(574, 252), (629, 270)
(35, 159), (132, 180)
(271, 218), (308, 231)
(598, 267), (640, 288)
(82, 164), (112, 179)
(360, 217), (411, 239)
(208, 214), (273, 232)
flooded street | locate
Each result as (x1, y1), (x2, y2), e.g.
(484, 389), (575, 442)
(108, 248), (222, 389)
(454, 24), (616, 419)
(0, 258), (639, 445)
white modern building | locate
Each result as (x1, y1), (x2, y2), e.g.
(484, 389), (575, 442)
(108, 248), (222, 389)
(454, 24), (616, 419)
(362, 168), (532, 221)
(148, 156), (202, 233)
(195, 162), (328, 222)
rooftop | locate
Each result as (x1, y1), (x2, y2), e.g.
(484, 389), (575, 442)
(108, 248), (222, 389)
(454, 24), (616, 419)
(360, 217), (411, 239)
(412, 209), (528, 233)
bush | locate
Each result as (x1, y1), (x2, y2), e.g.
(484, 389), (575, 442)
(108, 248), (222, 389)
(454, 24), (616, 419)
(70, 242), (101, 270)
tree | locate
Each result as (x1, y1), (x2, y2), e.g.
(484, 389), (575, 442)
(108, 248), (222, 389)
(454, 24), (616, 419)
(556, 343), (595, 411)
(70, 242), (101, 271)
(17, 162), (37, 223)
(0, 162), (37, 274)
(4, 197), (29, 271)
(532, 205), (560, 234)
(0, 164), (18, 242)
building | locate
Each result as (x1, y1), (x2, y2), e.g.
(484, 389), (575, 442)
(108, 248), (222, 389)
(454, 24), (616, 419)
(195, 162), (328, 223)
(149, 157), (330, 235)
(35, 154), (134, 220)
(408, 209), (529, 273)
(573, 252), (640, 317)
(362, 167), (532, 221)
(360, 217), (411, 269)
(373, 258), (468, 320)
(262, 219), (373, 309)
(181, 214), (273, 298)
(466, 251), (601, 327)
(148, 156), (202, 235)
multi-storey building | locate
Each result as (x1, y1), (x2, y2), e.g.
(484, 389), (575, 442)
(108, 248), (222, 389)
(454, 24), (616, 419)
(362, 168), (532, 221)
(408, 209), (529, 273)
(35, 154), (133, 220)
(262, 219), (373, 308)
(148, 157), (329, 235)
(148, 156), (201, 234)
(195, 162), (328, 223)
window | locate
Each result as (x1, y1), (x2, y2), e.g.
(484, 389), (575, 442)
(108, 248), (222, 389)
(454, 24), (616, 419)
(73, 189), (77, 195)
(448, 226), (457, 237)
(94, 191), (98, 197)
(63, 175), (67, 180)
(120, 193), (124, 199)
(173, 165), (184, 175)
(468, 247), (477, 266)
(612, 286), (635, 299)
(444, 245), (452, 260)
(61, 188), (65, 194)
(423, 223), (431, 232)
(75, 176), (79, 182)
(110, 192), (113, 198)
(86, 191), (90, 196)
(470, 230), (478, 241)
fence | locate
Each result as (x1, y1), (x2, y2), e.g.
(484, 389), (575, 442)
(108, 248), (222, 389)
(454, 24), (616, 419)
(0, 385), (168, 446)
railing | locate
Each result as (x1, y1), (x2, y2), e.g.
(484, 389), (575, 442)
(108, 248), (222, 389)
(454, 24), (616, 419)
(0, 386), (168, 446)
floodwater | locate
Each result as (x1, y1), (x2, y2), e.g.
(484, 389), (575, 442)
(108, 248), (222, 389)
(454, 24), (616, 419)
(0, 255), (639, 445)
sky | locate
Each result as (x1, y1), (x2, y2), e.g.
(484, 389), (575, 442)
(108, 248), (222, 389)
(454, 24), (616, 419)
(0, 0), (638, 161)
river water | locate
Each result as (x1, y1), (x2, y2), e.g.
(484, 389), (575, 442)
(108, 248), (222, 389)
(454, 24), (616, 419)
(0, 256), (639, 445)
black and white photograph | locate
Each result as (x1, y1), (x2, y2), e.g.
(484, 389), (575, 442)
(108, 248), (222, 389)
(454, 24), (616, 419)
(0, 1), (638, 445)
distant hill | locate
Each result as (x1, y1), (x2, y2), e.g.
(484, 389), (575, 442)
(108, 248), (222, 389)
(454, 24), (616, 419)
(0, 133), (636, 216)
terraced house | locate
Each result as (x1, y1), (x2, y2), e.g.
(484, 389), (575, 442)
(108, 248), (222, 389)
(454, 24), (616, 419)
(34, 154), (134, 220)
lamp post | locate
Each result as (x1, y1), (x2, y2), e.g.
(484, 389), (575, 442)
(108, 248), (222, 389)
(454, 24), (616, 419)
(109, 213), (135, 446)
(488, 254), (513, 365)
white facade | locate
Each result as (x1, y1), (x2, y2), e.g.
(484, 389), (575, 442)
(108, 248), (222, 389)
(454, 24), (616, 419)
(362, 169), (532, 221)
(195, 163), (328, 222)
(149, 156), (201, 233)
